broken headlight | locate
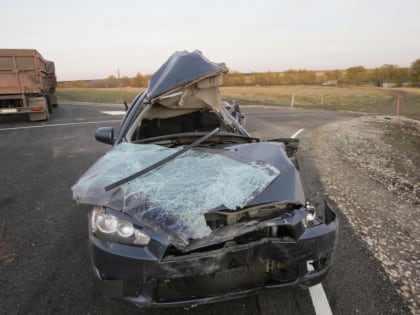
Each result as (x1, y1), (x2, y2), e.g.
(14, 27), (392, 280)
(90, 207), (150, 245)
(303, 202), (318, 227)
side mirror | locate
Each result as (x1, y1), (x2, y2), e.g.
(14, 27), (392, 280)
(95, 127), (115, 145)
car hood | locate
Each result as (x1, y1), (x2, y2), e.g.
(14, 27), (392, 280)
(72, 141), (305, 250)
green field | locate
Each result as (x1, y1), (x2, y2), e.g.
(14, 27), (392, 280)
(56, 86), (420, 120)
(56, 87), (143, 105)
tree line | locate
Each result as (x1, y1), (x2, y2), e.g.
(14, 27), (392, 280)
(58, 73), (151, 89)
(58, 59), (420, 88)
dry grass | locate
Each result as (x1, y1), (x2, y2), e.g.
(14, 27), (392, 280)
(56, 86), (420, 119)
(221, 85), (390, 96)
(56, 87), (143, 104)
(220, 85), (395, 113)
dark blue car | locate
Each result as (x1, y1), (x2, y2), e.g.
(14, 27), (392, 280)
(72, 50), (337, 308)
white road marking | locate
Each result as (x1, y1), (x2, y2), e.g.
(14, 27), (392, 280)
(291, 128), (305, 139)
(307, 262), (333, 315)
(292, 126), (332, 315)
(0, 120), (121, 131)
(101, 111), (127, 116)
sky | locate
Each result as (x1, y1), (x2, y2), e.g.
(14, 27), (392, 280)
(2, 0), (419, 81)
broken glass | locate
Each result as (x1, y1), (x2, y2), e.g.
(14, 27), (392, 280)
(72, 143), (279, 248)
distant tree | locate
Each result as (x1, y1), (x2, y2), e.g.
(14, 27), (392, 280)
(345, 66), (367, 85)
(120, 76), (130, 87)
(223, 71), (247, 86)
(131, 73), (147, 87)
(266, 71), (284, 85)
(282, 69), (316, 85)
(410, 59), (420, 87)
(86, 79), (106, 88)
(301, 70), (316, 85)
(57, 80), (87, 88)
(105, 75), (118, 88)
(283, 70), (298, 85)
(371, 65), (410, 86)
(324, 70), (342, 81)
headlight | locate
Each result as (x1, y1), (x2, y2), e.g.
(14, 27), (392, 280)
(303, 202), (318, 227)
(117, 221), (134, 238)
(96, 213), (118, 234)
(91, 207), (150, 246)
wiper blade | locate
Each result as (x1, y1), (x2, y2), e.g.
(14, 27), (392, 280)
(105, 128), (220, 191)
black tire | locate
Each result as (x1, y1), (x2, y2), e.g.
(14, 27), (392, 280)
(44, 108), (50, 121)
(45, 95), (53, 113)
(52, 103), (58, 108)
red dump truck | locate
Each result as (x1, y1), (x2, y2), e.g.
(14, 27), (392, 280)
(0, 49), (57, 121)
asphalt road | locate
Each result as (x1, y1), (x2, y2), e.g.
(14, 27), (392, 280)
(0, 104), (409, 314)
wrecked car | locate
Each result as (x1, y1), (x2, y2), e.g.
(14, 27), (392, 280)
(72, 50), (337, 307)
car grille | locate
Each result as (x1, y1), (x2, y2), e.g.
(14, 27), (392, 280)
(153, 260), (297, 302)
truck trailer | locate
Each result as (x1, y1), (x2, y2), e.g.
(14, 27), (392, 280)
(0, 49), (57, 121)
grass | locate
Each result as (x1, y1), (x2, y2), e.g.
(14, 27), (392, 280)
(56, 86), (420, 119)
(343, 133), (352, 147)
(56, 87), (143, 104)
(220, 86), (393, 109)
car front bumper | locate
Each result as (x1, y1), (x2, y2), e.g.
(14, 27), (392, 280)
(90, 204), (337, 307)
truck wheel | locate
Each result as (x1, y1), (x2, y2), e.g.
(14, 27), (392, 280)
(44, 108), (50, 121)
(45, 95), (53, 113)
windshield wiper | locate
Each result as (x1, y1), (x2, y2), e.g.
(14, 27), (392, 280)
(105, 128), (220, 191)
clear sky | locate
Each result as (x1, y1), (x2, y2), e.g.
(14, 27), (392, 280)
(2, 0), (419, 81)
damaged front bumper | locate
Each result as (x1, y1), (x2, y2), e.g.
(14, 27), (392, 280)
(89, 204), (337, 307)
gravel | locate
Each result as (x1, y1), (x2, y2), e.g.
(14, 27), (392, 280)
(312, 115), (420, 315)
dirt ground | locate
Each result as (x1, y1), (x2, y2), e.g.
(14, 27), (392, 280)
(311, 115), (420, 314)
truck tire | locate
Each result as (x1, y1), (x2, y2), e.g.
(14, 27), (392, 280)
(45, 95), (53, 113)
(44, 108), (50, 121)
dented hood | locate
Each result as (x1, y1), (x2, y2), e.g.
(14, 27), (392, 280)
(72, 142), (305, 250)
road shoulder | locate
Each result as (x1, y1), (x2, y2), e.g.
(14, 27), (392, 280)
(312, 115), (419, 314)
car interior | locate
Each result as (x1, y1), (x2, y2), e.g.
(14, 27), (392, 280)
(131, 109), (223, 141)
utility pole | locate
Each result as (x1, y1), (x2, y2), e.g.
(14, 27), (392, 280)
(118, 68), (123, 104)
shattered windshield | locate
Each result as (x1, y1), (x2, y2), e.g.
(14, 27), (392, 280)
(72, 143), (279, 248)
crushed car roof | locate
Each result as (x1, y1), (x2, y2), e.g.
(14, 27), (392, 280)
(146, 50), (228, 101)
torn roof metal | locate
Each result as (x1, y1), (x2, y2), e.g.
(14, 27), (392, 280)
(146, 50), (228, 101)
(141, 51), (228, 121)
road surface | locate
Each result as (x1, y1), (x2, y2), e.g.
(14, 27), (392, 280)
(0, 104), (409, 314)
